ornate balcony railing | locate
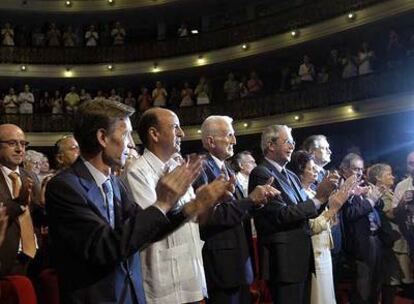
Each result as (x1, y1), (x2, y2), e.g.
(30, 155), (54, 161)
(0, 0), (383, 64)
(3, 63), (414, 133)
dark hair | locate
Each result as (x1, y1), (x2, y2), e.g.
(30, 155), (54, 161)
(137, 109), (160, 147)
(74, 100), (134, 155)
(290, 150), (314, 176)
(301, 134), (327, 152)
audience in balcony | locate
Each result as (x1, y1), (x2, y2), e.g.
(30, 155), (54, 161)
(152, 81), (168, 107)
(111, 21), (126, 46)
(387, 29), (405, 69)
(52, 90), (64, 114)
(79, 88), (92, 104)
(108, 88), (122, 103)
(46, 22), (61, 47)
(31, 27), (45, 47)
(177, 22), (189, 38)
(180, 82), (194, 107)
(357, 42), (375, 75)
(194, 76), (211, 105)
(85, 25), (99, 47)
(1, 22), (14, 46)
(93, 89), (106, 102)
(124, 91), (136, 108)
(327, 48), (342, 81)
(38, 91), (51, 113)
(247, 71), (264, 95)
(18, 84), (34, 114)
(64, 86), (80, 113)
(224, 72), (240, 100)
(62, 26), (77, 47)
(342, 51), (358, 79)
(317, 66), (329, 84)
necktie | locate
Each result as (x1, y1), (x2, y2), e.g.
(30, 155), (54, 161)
(221, 164), (229, 180)
(102, 179), (115, 228)
(8, 172), (36, 258)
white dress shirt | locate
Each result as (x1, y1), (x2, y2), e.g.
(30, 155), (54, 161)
(123, 149), (207, 304)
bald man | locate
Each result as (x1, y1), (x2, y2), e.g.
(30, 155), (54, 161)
(0, 124), (37, 276)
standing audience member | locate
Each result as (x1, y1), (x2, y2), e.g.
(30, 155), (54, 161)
(111, 21), (126, 46)
(342, 51), (358, 79)
(290, 150), (356, 304)
(358, 42), (375, 75)
(1, 22), (14, 46)
(62, 26), (77, 47)
(123, 91), (136, 108)
(123, 108), (207, 304)
(195, 77), (211, 105)
(54, 135), (80, 170)
(341, 153), (385, 304)
(177, 23), (189, 37)
(249, 125), (338, 304)
(302, 134), (332, 185)
(108, 89), (122, 103)
(18, 84), (34, 114)
(45, 99), (232, 304)
(0, 124), (38, 276)
(3, 88), (18, 114)
(194, 115), (278, 304)
(51, 90), (63, 114)
(85, 25), (99, 46)
(79, 88), (91, 105)
(392, 151), (414, 284)
(152, 81), (168, 107)
(138, 86), (153, 112)
(180, 82), (193, 107)
(64, 86), (80, 114)
(367, 163), (401, 304)
(46, 22), (61, 47)
(233, 151), (257, 197)
(247, 71), (264, 95)
(298, 55), (315, 84)
(223, 73), (240, 101)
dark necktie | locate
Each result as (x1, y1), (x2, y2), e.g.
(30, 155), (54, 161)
(102, 179), (115, 228)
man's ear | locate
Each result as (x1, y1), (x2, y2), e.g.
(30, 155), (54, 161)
(148, 127), (159, 143)
(206, 136), (215, 149)
(96, 128), (107, 148)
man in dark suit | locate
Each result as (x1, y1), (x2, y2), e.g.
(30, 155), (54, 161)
(0, 124), (38, 277)
(45, 100), (233, 304)
(193, 115), (278, 304)
(340, 153), (384, 304)
(248, 124), (337, 304)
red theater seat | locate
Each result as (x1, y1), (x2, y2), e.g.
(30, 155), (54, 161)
(37, 268), (59, 304)
(2, 275), (37, 304)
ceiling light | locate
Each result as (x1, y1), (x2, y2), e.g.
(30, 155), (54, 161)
(347, 106), (354, 113)
(107, 64), (113, 71)
(65, 0), (72, 7)
(152, 63), (159, 72)
(293, 114), (302, 121)
(108, 0), (115, 4)
(197, 129), (201, 134)
(242, 44), (249, 50)
(291, 30), (299, 38)
(20, 65), (27, 71)
(243, 122), (249, 128)
(191, 29), (199, 35)
(64, 68), (73, 77)
(347, 12), (356, 20)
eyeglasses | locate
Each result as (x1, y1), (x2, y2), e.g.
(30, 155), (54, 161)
(271, 138), (295, 146)
(0, 140), (30, 148)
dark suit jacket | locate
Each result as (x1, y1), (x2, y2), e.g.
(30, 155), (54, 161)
(0, 167), (39, 276)
(248, 159), (318, 283)
(342, 194), (383, 262)
(193, 155), (254, 290)
(45, 159), (187, 304)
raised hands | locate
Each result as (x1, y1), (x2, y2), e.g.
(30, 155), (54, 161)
(155, 154), (204, 213)
(19, 176), (34, 206)
(328, 175), (359, 212)
(315, 170), (340, 203)
(248, 177), (281, 206)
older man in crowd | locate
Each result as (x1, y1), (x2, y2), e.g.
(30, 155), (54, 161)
(54, 135), (80, 170)
(302, 134), (332, 185)
(193, 115), (278, 304)
(45, 100), (233, 304)
(248, 125), (337, 304)
(0, 124), (38, 276)
(123, 107), (208, 304)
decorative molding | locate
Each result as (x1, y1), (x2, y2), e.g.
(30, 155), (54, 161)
(0, 0), (182, 13)
(1, 0), (413, 78)
(26, 92), (414, 146)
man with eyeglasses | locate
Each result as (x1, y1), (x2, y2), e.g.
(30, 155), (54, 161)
(339, 153), (384, 304)
(0, 123), (38, 276)
(248, 124), (338, 304)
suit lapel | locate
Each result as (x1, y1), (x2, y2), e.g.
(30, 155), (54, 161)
(72, 160), (110, 225)
(263, 160), (300, 204)
(0, 170), (12, 200)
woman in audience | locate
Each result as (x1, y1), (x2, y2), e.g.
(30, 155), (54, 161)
(180, 82), (193, 107)
(290, 150), (356, 304)
(51, 90), (63, 114)
(124, 91), (136, 108)
(152, 81), (168, 107)
(367, 163), (404, 304)
(358, 41), (375, 75)
(194, 76), (211, 105)
(137, 86), (152, 112)
(247, 70), (264, 95)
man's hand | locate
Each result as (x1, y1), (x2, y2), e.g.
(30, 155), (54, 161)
(19, 177), (34, 206)
(328, 175), (358, 212)
(0, 204), (8, 247)
(184, 176), (235, 218)
(248, 177), (280, 206)
(154, 155), (204, 213)
(365, 184), (384, 206)
(315, 171), (340, 203)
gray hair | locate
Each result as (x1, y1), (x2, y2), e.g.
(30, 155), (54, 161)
(260, 124), (291, 154)
(232, 150), (253, 172)
(201, 115), (233, 147)
(367, 163), (391, 184)
(24, 150), (43, 163)
(339, 153), (363, 170)
(301, 134), (327, 152)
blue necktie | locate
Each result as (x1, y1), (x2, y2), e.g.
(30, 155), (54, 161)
(102, 179), (115, 228)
